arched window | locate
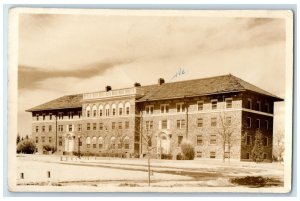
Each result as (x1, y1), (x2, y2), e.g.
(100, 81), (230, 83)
(92, 105), (97, 117)
(99, 105), (104, 117)
(125, 102), (130, 115)
(124, 136), (130, 149)
(86, 137), (91, 148)
(112, 104), (117, 116)
(118, 103), (123, 116)
(105, 104), (110, 116)
(92, 136), (97, 148)
(86, 105), (91, 118)
(110, 137), (116, 149)
(98, 137), (104, 149)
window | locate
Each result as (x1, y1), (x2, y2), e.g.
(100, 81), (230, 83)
(42, 136), (45, 143)
(126, 107), (130, 115)
(86, 137), (91, 148)
(161, 120), (168, 129)
(177, 119), (185, 129)
(36, 114), (39, 121)
(196, 151), (202, 158)
(79, 138), (82, 146)
(78, 111), (82, 118)
(210, 151), (216, 158)
(112, 108), (116, 116)
(146, 121), (153, 130)
(112, 122), (116, 129)
(68, 124), (73, 132)
(176, 103), (185, 113)
(105, 104), (110, 116)
(225, 116), (232, 126)
(59, 137), (62, 146)
(93, 110), (97, 117)
(42, 114), (46, 120)
(265, 103), (270, 113)
(256, 119), (260, 129)
(35, 126), (39, 132)
(92, 137), (97, 148)
(257, 101), (261, 111)
(98, 137), (103, 149)
(68, 112), (74, 119)
(265, 120), (269, 130)
(160, 104), (169, 114)
(87, 110), (90, 118)
(49, 137), (52, 143)
(197, 101), (204, 111)
(226, 98), (233, 109)
(78, 124), (82, 132)
(35, 137), (39, 143)
(197, 135), (203, 145)
(211, 117), (217, 127)
(99, 105), (103, 117)
(99, 123), (103, 130)
(93, 123), (97, 130)
(210, 134), (217, 145)
(246, 135), (252, 145)
(58, 125), (63, 132)
(263, 153), (267, 159)
(87, 123), (91, 131)
(178, 136), (183, 146)
(145, 105), (154, 114)
(125, 121), (129, 129)
(125, 102), (130, 115)
(197, 118), (203, 128)
(58, 113), (63, 119)
(49, 125), (52, 132)
(246, 117), (251, 128)
(124, 136), (130, 149)
(119, 108), (123, 116)
(42, 126), (45, 132)
(224, 152), (230, 158)
(247, 98), (252, 109)
(263, 137), (269, 146)
(245, 152), (250, 159)
(118, 122), (122, 129)
(49, 113), (52, 120)
(211, 100), (218, 110)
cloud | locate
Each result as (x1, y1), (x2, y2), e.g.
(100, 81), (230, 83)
(18, 59), (132, 90)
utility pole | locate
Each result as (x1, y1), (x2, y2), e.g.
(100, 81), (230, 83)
(78, 136), (81, 159)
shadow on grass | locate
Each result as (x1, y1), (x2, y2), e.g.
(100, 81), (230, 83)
(230, 176), (283, 188)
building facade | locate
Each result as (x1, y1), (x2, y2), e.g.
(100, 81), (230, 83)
(26, 74), (283, 161)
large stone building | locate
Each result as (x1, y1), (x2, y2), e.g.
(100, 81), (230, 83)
(26, 74), (283, 161)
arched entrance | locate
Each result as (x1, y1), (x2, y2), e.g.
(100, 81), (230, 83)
(157, 132), (171, 155)
(64, 133), (75, 153)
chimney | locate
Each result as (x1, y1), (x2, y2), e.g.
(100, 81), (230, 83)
(105, 85), (112, 92)
(158, 78), (165, 85)
(134, 82), (141, 87)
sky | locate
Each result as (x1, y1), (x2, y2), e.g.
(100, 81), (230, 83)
(18, 11), (286, 137)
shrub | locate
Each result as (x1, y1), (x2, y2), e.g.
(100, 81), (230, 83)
(17, 139), (36, 154)
(43, 144), (55, 153)
(251, 130), (264, 162)
(161, 154), (173, 160)
(180, 140), (195, 160)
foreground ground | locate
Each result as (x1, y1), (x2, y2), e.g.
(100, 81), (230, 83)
(14, 154), (284, 192)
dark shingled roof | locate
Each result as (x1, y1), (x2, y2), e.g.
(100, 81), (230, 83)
(137, 74), (283, 102)
(26, 94), (83, 112)
(26, 74), (283, 112)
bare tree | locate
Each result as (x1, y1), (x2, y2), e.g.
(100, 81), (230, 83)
(274, 130), (285, 161)
(114, 125), (126, 158)
(217, 112), (240, 163)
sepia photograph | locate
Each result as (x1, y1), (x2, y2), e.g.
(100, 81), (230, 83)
(7, 8), (293, 193)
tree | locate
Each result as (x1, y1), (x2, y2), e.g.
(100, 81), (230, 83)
(217, 113), (240, 162)
(16, 133), (21, 145)
(251, 130), (264, 162)
(274, 130), (285, 161)
(17, 139), (36, 154)
(180, 139), (195, 160)
(114, 126), (127, 158)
